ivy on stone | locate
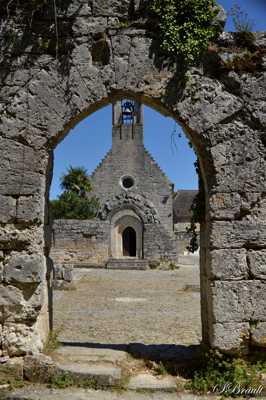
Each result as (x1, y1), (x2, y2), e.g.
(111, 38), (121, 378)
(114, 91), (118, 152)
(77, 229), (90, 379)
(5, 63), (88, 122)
(146, 0), (221, 64)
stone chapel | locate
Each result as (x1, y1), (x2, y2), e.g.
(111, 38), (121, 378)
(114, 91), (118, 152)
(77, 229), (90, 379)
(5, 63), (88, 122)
(51, 99), (185, 269)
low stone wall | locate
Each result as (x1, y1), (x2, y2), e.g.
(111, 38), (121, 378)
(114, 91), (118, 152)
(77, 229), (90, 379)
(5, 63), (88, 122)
(50, 220), (109, 267)
(50, 219), (179, 267)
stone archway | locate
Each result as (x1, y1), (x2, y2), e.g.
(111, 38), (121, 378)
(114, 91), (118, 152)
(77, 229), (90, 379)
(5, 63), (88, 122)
(111, 209), (143, 259)
(0, 0), (265, 357)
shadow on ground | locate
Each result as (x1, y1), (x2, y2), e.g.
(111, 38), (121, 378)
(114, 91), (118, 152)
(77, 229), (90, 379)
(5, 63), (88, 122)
(60, 341), (201, 365)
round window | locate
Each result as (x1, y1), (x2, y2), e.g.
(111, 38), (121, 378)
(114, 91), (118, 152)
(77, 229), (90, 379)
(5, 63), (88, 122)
(121, 176), (135, 190)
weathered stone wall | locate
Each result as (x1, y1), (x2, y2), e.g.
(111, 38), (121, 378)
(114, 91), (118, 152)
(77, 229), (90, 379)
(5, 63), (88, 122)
(50, 220), (109, 267)
(0, 0), (265, 355)
(143, 223), (178, 261)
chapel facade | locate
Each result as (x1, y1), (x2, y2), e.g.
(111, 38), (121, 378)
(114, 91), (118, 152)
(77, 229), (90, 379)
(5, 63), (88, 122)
(89, 99), (177, 268)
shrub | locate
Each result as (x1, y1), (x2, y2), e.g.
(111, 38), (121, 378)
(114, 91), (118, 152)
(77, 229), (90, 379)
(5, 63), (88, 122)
(145, 0), (221, 64)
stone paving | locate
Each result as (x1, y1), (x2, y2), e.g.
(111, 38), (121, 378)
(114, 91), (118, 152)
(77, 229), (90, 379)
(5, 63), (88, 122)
(4, 386), (222, 400)
(53, 266), (201, 347)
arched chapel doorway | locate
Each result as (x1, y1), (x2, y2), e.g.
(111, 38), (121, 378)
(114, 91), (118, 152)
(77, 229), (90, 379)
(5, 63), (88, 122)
(122, 227), (137, 257)
(111, 210), (143, 259)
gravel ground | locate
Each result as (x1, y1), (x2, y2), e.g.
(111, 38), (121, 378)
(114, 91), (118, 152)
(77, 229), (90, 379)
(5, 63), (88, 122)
(53, 266), (201, 346)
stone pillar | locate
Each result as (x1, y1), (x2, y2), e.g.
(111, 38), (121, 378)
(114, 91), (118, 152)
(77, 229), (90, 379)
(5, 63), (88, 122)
(201, 123), (266, 354)
(0, 138), (52, 356)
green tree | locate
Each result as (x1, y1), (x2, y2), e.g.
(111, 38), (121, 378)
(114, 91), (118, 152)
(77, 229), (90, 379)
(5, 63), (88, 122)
(60, 166), (92, 195)
(50, 166), (99, 220)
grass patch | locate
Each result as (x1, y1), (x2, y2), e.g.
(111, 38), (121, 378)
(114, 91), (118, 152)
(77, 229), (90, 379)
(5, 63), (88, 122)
(49, 373), (74, 389)
(152, 361), (169, 376)
(49, 372), (100, 390)
(77, 377), (99, 390)
(185, 349), (266, 395)
(0, 377), (25, 391)
(43, 327), (62, 354)
(137, 349), (266, 396)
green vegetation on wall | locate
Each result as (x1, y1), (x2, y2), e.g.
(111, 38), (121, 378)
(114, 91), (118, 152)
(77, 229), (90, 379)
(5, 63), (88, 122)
(145, 0), (221, 64)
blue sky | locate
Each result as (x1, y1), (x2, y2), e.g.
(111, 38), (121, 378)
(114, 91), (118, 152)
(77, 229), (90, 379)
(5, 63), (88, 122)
(50, 0), (266, 199)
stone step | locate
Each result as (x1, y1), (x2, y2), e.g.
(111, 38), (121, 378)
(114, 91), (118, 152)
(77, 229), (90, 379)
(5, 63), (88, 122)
(127, 373), (177, 392)
(57, 363), (122, 388)
(50, 346), (126, 388)
(23, 354), (122, 389)
(106, 258), (149, 270)
(52, 346), (128, 364)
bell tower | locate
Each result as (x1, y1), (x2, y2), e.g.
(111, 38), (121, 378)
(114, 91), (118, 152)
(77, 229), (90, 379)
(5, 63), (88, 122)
(112, 99), (144, 148)
(113, 99), (143, 126)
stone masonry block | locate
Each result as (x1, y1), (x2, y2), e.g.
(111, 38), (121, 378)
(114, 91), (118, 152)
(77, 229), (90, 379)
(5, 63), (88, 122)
(177, 75), (243, 133)
(250, 281), (266, 321)
(0, 138), (47, 196)
(209, 221), (266, 249)
(0, 282), (43, 324)
(57, 1), (92, 18)
(0, 357), (24, 381)
(248, 250), (266, 280)
(213, 161), (266, 192)
(207, 249), (248, 280)
(209, 192), (266, 221)
(92, 0), (132, 17)
(24, 354), (57, 383)
(211, 134), (261, 168)
(2, 322), (42, 356)
(210, 322), (250, 354)
(0, 195), (16, 223)
(0, 285), (24, 307)
(251, 322), (266, 347)
(0, 225), (45, 254)
(209, 192), (241, 220)
(72, 16), (107, 36)
(16, 195), (44, 223)
(4, 254), (45, 284)
(209, 281), (266, 323)
(0, 226), (30, 251)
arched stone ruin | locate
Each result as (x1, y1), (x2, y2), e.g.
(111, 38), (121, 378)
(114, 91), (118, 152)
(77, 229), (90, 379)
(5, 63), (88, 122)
(0, 0), (266, 357)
